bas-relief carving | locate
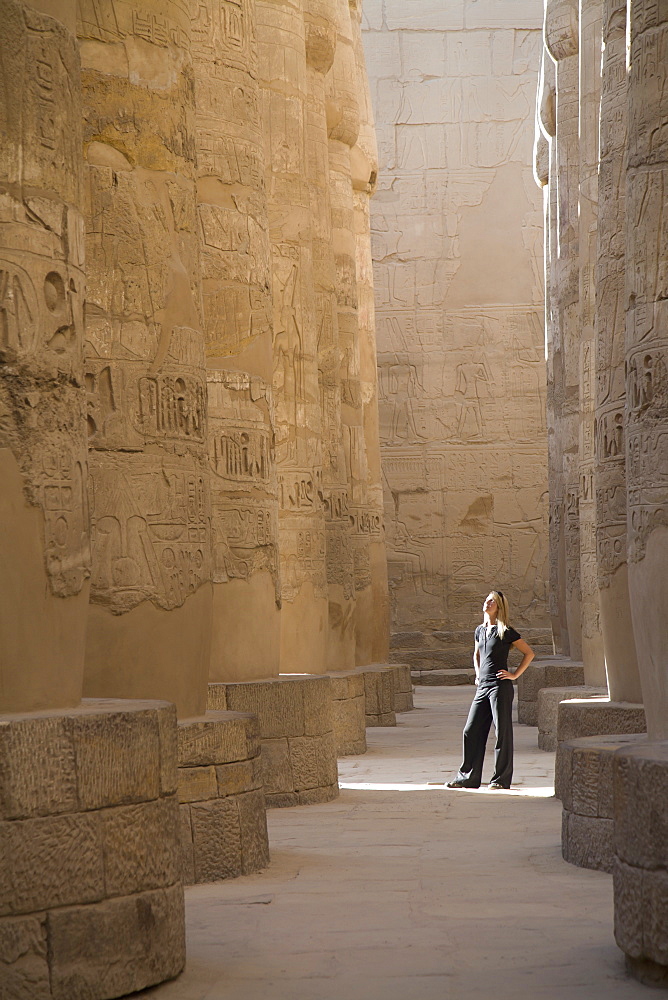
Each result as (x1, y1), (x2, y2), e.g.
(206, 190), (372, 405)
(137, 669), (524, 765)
(625, 0), (668, 738)
(366, 3), (551, 642)
(0, 3), (90, 601)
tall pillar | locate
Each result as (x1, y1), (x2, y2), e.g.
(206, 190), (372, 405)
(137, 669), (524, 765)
(595, 0), (642, 702)
(545, 0), (584, 664)
(0, 0), (89, 713)
(80, 0), (213, 716)
(536, 39), (568, 655)
(578, 0), (606, 681)
(326, 0), (372, 666)
(191, 0), (281, 681)
(350, 0), (388, 663)
(304, 0), (355, 670)
(625, 0), (668, 739)
(257, 0), (329, 671)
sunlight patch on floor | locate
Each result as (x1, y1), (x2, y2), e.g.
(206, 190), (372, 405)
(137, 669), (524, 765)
(338, 781), (554, 797)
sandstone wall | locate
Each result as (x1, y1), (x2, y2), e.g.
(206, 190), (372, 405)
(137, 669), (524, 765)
(362, 0), (550, 656)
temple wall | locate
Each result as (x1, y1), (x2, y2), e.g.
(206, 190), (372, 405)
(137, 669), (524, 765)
(362, 0), (550, 658)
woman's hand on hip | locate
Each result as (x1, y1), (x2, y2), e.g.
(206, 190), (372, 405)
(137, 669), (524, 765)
(496, 669), (514, 680)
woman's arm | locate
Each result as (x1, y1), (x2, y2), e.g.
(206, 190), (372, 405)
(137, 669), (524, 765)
(496, 638), (534, 681)
(473, 638), (480, 685)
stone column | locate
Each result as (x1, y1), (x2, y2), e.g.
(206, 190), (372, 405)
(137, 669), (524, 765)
(350, 0), (389, 663)
(79, 1), (213, 717)
(0, 0), (89, 713)
(578, 0), (606, 680)
(545, 0), (584, 664)
(257, 0), (329, 672)
(536, 39), (569, 655)
(595, 0), (642, 703)
(304, 0), (356, 670)
(625, 0), (668, 741)
(191, 0), (281, 681)
(326, 0), (372, 666)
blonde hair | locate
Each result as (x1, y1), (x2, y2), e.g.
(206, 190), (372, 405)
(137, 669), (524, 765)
(487, 590), (510, 638)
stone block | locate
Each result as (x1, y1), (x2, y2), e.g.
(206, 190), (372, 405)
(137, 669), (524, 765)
(288, 734), (336, 791)
(190, 798), (242, 883)
(265, 791), (299, 808)
(517, 701), (538, 726)
(557, 700), (646, 743)
(69, 704), (162, 810)
(537, 687), (606, 751)
(329, 671), (365, 700)
(207, 684), (228, 711)
(0, 715), (77, 820)
(391, 631), (425, 648)
(613, 740), (668, 871)
(297, 784), (339, 805)
(178, 765), (218, 804)
(260, 738), (293, 795)
(384, 0), (465, 31)
(366, 712), (396, 727)
(178, 805), (195, 886)
(614, 857), (644, 959)
(331, 696), (366, 756)
(517, 658), (584, 704)
(0, 914), (50, 999)
(215, 759), (257, 797)
(395, 692), (414, 713)
(301, 676), (333, 737)
(562, 811), (614, 873)
(101, 796), (181, 896)
(465, 0), (543, 29)
(156, 703), (178, 796)
(237, 790), (270, 874)
(0, 812), (104, 916)
(223, 679), (305, 739)
(178, 713), (250, 767)
(412, 669), (475, 686)
(47, 883), (185, 1000)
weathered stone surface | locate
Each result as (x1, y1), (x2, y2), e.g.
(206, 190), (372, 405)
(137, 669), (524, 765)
(536, 688), (606, 751)
(0, 812), (103, 916)
(557, 700), (646, 743)
(178, 805), (195, 887)
(261, 739), (294, 796)
(366, 712), (396, 728)
(102, 797), (181, 897)
(297, 784), (339, 806)
(222, 680), (305, 740)
(302, 676), (334, 738)
(289, 733), (339, 791)
(190, 798), (243, 883)
(562, 810), (614, 873)
(613, 741), (668, 871)
(156, 704), (178, 797)
(329, 672), (365, 700)
(0, 715), (78, 820)
(331, 694), (367, 756)
(69, 707), (161, 809)
(517, 658), (585, 704)
(178, 714), (250, 768)
(0, 914), (50, 1000)
(412, 669), (476, 687)
(207, 685), (228, 713)
(178, 766), (218, 805)
(238, 790), (270, 874)
(215, 760), (258, 798)
(47, 884), (185, 1000)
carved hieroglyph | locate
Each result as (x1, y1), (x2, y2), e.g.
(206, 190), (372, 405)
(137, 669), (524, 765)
(191, 0), (281, 681)
(363, 1), (549, 646)
(79, 0), (213, 716)
(257, 0), (329, 671)
(626, 1), (668, 740)
(595, 0), (642, 703)
(0, 0), (90, 712)
(545, 0), (585, 664)
(577, 0), (605, 679)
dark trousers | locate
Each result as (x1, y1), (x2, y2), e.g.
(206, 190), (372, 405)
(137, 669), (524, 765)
(455, 681), (514, 788)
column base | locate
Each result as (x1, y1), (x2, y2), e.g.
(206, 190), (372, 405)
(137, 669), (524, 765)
(517, 657), (584, 726)
(536, 687), (607, 751)
(558, 733), (647, 872)
(0, 699), (184, 1000)
(613, 740), (668, 985)
(177, 711), (269, 884)
(554, 700), (646, 799)
(208, 676), (339, 808)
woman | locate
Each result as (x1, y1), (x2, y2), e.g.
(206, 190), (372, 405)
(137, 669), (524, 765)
(446, 591), (534, 790)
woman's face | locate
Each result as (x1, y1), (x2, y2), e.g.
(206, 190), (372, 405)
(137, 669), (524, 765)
(483, 593), (497, 616)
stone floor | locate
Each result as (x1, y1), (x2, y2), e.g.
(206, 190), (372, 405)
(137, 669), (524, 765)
(139, 688), (649, 1000)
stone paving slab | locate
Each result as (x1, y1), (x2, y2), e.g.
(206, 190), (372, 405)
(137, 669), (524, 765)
(137, 688), (649, 1000)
